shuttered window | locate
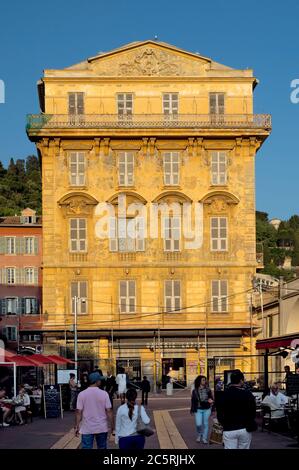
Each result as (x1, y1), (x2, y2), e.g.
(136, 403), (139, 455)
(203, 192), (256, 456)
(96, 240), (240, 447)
(117, 94), (133, 117)
(109, 217), (145, 252)
(163, 152), (180, 185)
(6, 267), (16, 284)
(5, 298), (18, 315)
(2, 326), (17, 342)
(118, 152), (134, 186)
(211, 151), (227, 185)
(119, 280), (136, 313)
(71, 281), (88, 315)
(68, 92), (84, 115)
(24, 237), (38, 254)
(25, 267), (35, 284)
(69, 152), (86, 186)
(70, 218), (87, 252)
(211, 280), (228, 313)
(211, 217), (228, 251)
(164, 280), (181, 312)
(163, 217), (181, 251)
(24, 298), (39, 315)
(5, 237), (16, 254)
(209, 93), (225, 115)
(163, 93), (178, 115)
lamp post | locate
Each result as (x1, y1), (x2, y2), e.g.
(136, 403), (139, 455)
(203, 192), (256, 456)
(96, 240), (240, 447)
(73, 296), (78, 378)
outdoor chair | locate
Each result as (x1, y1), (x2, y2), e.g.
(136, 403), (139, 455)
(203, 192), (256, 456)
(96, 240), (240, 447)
(261, 404), (272, 432)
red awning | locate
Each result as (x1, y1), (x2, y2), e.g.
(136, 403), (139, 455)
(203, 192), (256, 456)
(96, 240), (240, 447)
(46, 355), (74, 365)
(5, 355), (38, 367)
(0, 348), (15, 358)
(256, 337), (299, 350)
(26, 355), (57, 366)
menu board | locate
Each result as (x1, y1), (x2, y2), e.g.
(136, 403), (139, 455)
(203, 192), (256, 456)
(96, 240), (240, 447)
(43, 385), (63, 419)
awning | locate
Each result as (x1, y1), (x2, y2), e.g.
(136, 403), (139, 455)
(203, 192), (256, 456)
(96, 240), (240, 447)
(26, 355), (57, 366)
(6, 355), (38, 367)
(46, 355), (74, 365)
(256, 334), (299, 350)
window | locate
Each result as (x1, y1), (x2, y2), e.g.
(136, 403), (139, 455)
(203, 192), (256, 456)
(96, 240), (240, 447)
(68, 92), (84, 115)
(211, 151), (227, 185)
(163, 217), (181, 251)
(164, 280), (181, 312)
(6, 298), (18, 315)
(163, 152), (180, 185)
(118, 152), (134, 186)
(109, 217), (145, 252)
(24, 237), (37, 255)
(163, 93), (178, 116)
(24, 298), (39, 315)
(211, 280), (228, 313)
(69, 152), (86, 186)
(5, 237), (15, 254)
(119, 280), (136, 313)
(70, 219), (87, 252)
(20, 215), (36, 224)
(117, 93), (133, 117)
(209, 93), (225, 115)
(6, 267), (15, 285)
(211, 217), (228, 251)
(22, 334), (41, 342)
(25, 267), (36, 285)
(3, 326), (17, 342)
(71, 281), (88, 314)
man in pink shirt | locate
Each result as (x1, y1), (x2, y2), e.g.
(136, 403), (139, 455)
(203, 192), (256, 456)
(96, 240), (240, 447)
(75, 372), (113, 449)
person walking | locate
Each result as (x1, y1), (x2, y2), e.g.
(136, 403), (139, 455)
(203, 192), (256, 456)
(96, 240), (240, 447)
(216, 369), (256, 449)
(140, 376), (151, 406)
(105, 371), (117, 409)
(69, 373), (78, 411)
(116, 367), (128, 404)
(190, 375), (214, 444)
(75, 372), (113, 449)
(115, 388), (150, 449)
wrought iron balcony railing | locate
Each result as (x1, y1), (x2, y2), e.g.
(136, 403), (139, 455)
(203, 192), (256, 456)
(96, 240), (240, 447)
(26, 113), (271, 131)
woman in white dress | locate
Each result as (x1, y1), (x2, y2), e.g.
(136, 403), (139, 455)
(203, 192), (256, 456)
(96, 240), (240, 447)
(14, 386), (30, 425)
(116, 367), (128, 404)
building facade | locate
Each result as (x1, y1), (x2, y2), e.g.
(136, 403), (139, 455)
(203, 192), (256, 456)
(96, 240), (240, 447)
(27, 41), (271, 386)
(0, 208), (42, 351)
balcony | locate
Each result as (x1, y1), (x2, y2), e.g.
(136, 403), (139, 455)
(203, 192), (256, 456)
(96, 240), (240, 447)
(26, 113), (271, 133)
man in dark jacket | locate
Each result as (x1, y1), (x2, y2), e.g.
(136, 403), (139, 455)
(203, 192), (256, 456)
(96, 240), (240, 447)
(140, 376), (151, 406)
(216, 370), (256, 449)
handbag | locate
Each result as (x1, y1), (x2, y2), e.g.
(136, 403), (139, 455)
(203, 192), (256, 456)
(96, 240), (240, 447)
(136, 406), (154, 437)
(209, 421), (223, 445)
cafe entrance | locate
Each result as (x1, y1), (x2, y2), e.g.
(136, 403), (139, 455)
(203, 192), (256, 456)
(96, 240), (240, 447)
(162, 358), (186, 389)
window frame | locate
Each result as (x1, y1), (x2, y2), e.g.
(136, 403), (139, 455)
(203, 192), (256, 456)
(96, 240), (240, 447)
(118, 152), (134, 186)
(117, 93), (133, 117)
(5, 236), (16, 255)
(69, 218), (87, 253)
(163, 152), (180, 186)
(211, 280), (228, 313)
(210, 217), (228, 252)
(209, 92), (225, 115)
(69, 152), (86, 186)
(163, 93), (179, 116)
(70, 281), (88, 315)
(6, 267), (16, 285)
(119, 280), (136, 314)
(211, 151), (227, 185)
(68, 92), (85, 115)
(163, 216), (181, 252)
(164, 280), (181, 313)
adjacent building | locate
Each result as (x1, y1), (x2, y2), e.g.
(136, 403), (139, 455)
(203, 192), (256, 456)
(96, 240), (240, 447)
(0, 208), (42, 351)
(26, 40), (271, 386)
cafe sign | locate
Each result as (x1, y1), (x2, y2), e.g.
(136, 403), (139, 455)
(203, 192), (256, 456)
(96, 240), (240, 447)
(146, 341), (206, 350)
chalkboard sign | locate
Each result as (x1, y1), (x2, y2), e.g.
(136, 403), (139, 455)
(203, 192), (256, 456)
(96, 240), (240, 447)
(43, 385), (63, 419)
(286, 374), (299, 395)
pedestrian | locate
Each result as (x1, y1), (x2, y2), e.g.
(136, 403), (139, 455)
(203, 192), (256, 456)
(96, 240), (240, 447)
(116, 367), (128, 404)
(115, 388), (150, 449)
(14, 385), (31, 425)
(216, 369), (256, 449)
(190, 375), (214, 444)
(75, 372), (114, 449)
(105, 371), (117, 409)
(262, 383), (289, 420)
(80, 371), (90, 391)
(140, 376), (150, 406)
(69, 373), (78, 411)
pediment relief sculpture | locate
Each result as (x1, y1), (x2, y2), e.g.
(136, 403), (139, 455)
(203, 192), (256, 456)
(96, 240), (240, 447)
(58, 193), (98, 217)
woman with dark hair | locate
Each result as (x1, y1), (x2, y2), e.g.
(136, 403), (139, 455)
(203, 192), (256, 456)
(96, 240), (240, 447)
(190, 375), (214, 444)
(115, 388), (150, 449)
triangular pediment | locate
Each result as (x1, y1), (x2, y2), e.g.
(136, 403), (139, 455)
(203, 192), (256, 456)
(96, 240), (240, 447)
(65, 40), (234, 77)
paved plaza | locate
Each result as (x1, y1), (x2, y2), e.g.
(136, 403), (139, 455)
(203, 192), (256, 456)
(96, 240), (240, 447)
(0, 390), (298, 450)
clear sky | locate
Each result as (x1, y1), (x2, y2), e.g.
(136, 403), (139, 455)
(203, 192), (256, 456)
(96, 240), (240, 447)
(0, 0), (298, 220)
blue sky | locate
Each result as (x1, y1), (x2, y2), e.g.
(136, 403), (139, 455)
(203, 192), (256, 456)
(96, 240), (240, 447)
(0, 0), (298, 220)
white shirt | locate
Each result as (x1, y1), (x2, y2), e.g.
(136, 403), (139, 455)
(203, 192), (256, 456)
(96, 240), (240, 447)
(115, 403), (150, 444)
(116, 373), (127, 394)
(262, 391), (289, 419)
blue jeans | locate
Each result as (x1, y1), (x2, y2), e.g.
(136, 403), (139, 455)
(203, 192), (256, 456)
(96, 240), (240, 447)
(195, 408), (211, 441)
(81, 432), (108, 449)
(119, 435), (145, 449)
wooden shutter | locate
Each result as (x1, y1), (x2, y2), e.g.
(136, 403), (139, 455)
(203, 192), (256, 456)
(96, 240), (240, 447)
(212, 280), (220, 312)
(109, 217), (118, 251)
(128, 280), (136, 313)
(173, 280), (181, 311)
(68, 93), (76, 114)
(79, 281), (87, 314)
(0, 237), (5, 254)
(34, 268), (38, 285)
(136, 217), (145, 251)
(71, 282), (79, 314)
(34, 237), (39, 254)
(77, 93), (84, 114)
(119, 280), (127, 313)
(118, 153), (126, 185)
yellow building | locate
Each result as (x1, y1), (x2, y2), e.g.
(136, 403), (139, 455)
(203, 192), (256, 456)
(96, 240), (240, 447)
(27, 40), (271, 387)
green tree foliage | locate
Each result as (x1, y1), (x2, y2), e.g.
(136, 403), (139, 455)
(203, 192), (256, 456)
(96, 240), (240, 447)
(256, 212), (299, 279)
(0, 155), (41, 215)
